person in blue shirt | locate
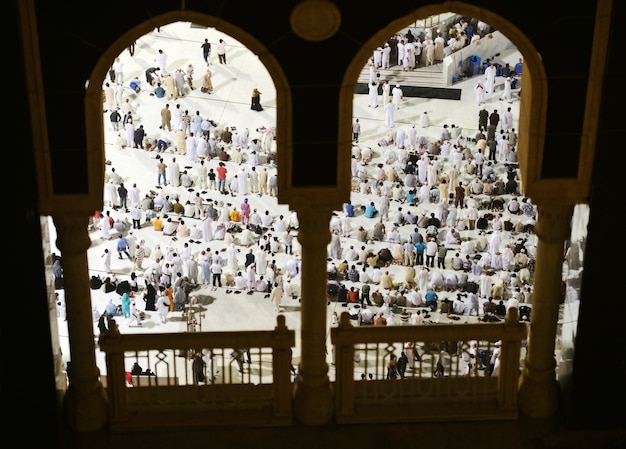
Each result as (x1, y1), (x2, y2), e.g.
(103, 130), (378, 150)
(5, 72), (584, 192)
(116, 234), (132, 260)
(425, 288), (438, 311)
(153, 82), (165, 98)
(405, 188), (416, 205)
(414, 240), (426, 266)
(514, 58), (523, 76)
(344, 201), (355, 217)
(129, 77), (142, 93)
(364, 201), (377, 218)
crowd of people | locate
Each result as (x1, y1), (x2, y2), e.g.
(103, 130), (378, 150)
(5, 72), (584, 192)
(86, 18), (535, 357)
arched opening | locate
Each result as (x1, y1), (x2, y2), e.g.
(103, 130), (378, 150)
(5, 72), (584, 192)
(51, 16), (305, 381)
(340, 3), (547, 202)
(324, 5), (557, 380)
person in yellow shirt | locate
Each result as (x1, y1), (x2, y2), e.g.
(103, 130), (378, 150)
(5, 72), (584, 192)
(152, 215), (164, 231)
(228, 207), (241, 222)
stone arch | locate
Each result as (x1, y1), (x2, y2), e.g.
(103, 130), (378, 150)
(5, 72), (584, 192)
(339, 2), (548, 201)
(84, 11), (290, 212)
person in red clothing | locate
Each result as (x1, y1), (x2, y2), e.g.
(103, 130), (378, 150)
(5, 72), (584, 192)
(347, 286), (360, 303)
(216, 162), (227, 193)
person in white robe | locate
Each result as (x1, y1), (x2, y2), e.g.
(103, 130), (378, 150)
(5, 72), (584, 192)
(104, 180), (118, 208)
(201, 211), (213, 242)
(474, 82), (485, 106)
(239, 226), (254, 246)
(168, 157), (180, 187)
(156, 292), (170, 323)
(484, 63), (497, 94)
(395, 128), (405, 149)
(367, 80), (379, 108)
(391, 84), (403, 109)
(226, 243), (239, 271)
(255, 247), (267, 276)
(218, 203), (230, 223)
(186, 134), (198, 162)
(489, 230), (502, 256)
(500, 77), (513, 103)
(384, 99), (396, 128)
(381, 80), (390, 106)
(239, 127), (250, 149)
(237, 167), (249, 195)
(417, 155), (429, 185)
(100, 214), (111, 240)
(416, 266), (430, 293)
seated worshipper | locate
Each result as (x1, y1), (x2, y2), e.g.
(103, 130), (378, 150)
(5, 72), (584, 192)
(424, 288), (438, 311)
(372, 219), (386, 241)
(359, 305), (374, 325)
(495, 300), (507, 317)
(347, 286), (360, 303)
(364, 202), (378, 218)
(444, 227), (461, 245)
(152, 214), (164, 231)
(373, 312), (387, 326)
(162, 217), (178, 236)
(184, 200), (196, 218)
(255, 276), (268, 292)
(181, 171), (194, 188)
(172, 197), (185, 215)
(507, 196), (521, 215)
(229, 207), (242, 222)
(452, 294), (467, 315)
(176, 220), (190, 238)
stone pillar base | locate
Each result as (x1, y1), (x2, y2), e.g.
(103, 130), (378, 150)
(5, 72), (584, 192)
(63, 383), (108, 431)
(293, 375), (334, 425)
(518, 364), (560, 418)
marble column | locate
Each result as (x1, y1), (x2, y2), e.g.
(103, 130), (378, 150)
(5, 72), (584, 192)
(293, 207), (334, 424)
(54, 213), (108, 431)
(518, 203), (574, 418)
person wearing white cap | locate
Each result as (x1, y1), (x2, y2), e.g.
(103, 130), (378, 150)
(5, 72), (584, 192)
(392, 83), (403, 110)
(155, 291), (170, 324)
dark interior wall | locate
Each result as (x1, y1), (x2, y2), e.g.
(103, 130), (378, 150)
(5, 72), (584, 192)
(570, 0), (626, 428)
(13, 0), (64, 447)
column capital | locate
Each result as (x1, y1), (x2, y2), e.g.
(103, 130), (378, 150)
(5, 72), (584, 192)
(294, 208), (333, 247)
(534, 203), (574, 244)
(53, 213), (93, 256)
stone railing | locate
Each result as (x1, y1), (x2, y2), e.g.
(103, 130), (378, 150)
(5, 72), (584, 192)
(97, 308), (525, 429)
(98, 314), (296, 430)
(331, 307), (526, 423)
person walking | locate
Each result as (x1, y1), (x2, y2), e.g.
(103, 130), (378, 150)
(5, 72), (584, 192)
(116, 234), (132, 260)
(352, 118), (361, 143)
(102, 248), (112, 273)
(155, 291), (170, 324)
(270, 282), (283, 313)
(201, 38), (211, 64)
(216, 38), (227, 64)
(109, 108), (121, 132)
